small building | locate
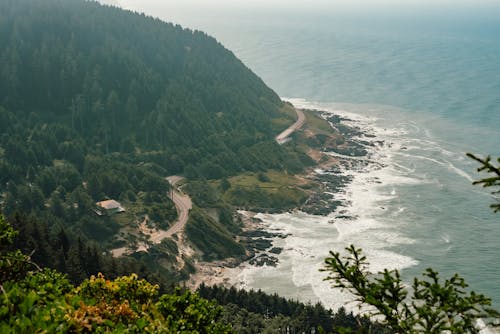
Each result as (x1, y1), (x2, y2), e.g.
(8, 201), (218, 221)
(95, 199), (125, 216)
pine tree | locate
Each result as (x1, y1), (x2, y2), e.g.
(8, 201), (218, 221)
(467, 153), (500, 212)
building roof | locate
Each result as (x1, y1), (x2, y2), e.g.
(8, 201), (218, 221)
(96, 199), (122, 210)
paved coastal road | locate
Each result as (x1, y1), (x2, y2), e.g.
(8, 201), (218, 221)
(275, 107), (305, 144)
(150, 176), (192, 243)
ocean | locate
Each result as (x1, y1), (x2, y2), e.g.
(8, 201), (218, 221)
(119, 2), (500, 310)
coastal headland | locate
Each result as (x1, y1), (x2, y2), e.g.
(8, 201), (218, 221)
(185, 102), (378, 289)
(106, 100), (378, 290)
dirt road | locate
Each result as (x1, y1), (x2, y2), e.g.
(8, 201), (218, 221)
(275, 107), (305, 144)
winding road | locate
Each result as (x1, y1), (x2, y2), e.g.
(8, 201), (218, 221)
(149, 176), (192, 244)
(152, 107), (305, 243)
(276, 107), (305, 144)
(112, 106), (305, 257)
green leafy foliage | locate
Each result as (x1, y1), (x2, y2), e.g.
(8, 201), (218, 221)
(0, 215), (232, 333)
(65, 273), (160, 332)
(158, 288), (231, 333)
(467, 154), (500, 212)
(1, 271), (231, 333)
(323, 245), (499, 333)
(0, 215), (17, 244)
(0, 215), (40, 283)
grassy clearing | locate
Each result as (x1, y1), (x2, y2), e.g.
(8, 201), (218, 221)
(211, 170), (312, 211)
(214, 170), (300, 190)
(302, 109), (332, 133)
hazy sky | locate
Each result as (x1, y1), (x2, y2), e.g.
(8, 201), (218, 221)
(96, 1), (498, 34)
(103, 0), (498, 6)
(102, 0), (500, 11)
(99, 0), (500, 28)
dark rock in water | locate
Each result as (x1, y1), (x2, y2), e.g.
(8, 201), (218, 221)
(330, 145), (368, 157)
(358, 140), (372, 146)
(326, 115), (344, 124)
(241, 227), (289, 261)
(279, 111), (380, 221)
(249, 254), (279, 267)
(335, 215), (356, 220)
(366, 177), (381, 184)
(269, 247), (283, 254)
(334, 123), (363, 138)
(249, 238), (273, 251)
(328, 166), (343, 174)
(329, 214), (356, 223)
(242, 230), (280, 238)
(301, 171), (352, 215)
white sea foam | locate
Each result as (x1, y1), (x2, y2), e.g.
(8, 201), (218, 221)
(233, 98), (500, 316)
(447, 162), (474, 182)
(229, 99), (432, 313)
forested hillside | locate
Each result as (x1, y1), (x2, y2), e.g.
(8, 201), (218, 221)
(0, 0), (300, 175)
(0, 0), (309, 265)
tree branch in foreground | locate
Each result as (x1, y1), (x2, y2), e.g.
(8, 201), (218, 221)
(323, 245), (499, 333)
(467, 153), (500, 212)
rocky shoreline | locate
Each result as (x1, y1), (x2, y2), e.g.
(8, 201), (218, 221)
(186, 108), (379, 288)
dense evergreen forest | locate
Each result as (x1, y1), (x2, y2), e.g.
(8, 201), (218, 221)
(0, 0), (311, 273)
(0, 0), (305, 177)
(198, 284), (391, 333)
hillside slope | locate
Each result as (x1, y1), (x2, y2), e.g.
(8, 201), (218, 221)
(0, 0), (302, 178)
(0, 0), (310, 281)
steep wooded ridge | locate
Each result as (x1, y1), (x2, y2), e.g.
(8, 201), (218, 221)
(0, 0), (303, 177)
(0, 0), (312, 279)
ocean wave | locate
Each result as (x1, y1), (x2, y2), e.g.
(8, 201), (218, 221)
(232, 98), (431, 311)
(232, 97), (500, 314)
